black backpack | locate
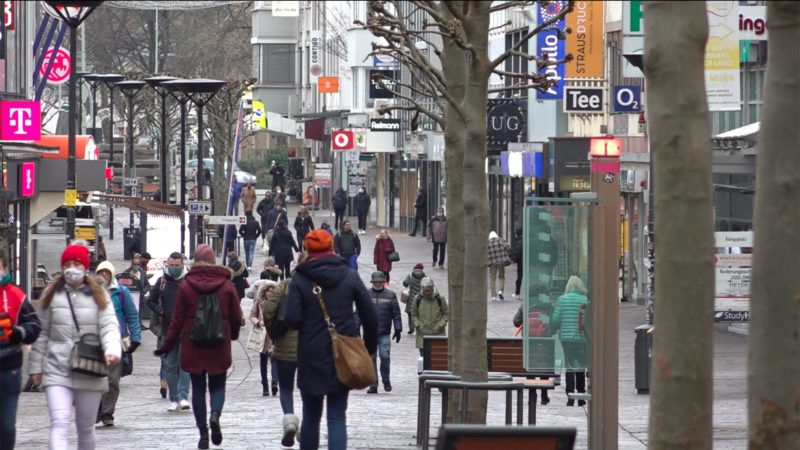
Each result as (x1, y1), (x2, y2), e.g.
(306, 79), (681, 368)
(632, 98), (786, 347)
(189, 292), (227, 347)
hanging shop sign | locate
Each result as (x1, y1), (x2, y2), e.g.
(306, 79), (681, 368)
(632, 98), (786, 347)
(487, 99), (526, 148)
(536, 1), (567, 100)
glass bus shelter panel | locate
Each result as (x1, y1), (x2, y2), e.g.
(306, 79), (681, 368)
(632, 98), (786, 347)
(522, 204), (593, 374)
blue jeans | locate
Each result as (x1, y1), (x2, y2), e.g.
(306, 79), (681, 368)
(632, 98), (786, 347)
(0, 368), (21, 450)
(370, 334), (392, 387)
(275, 360), (297, 414)
(346, 254), (358, 270)
(300, 388), (349, 450)
(244, 239), (257, 268)
(190, 373), (226, 429)
(164, 344), (190, 402)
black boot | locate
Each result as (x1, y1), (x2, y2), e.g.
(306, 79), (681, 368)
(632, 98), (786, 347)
(209, 411), (222, 446)
(271, 380), (278, 396)
(198, 427), (209, 449)
(262, 381), (269, 397)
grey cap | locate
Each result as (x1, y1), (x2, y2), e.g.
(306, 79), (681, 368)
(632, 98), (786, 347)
(421, 277), (434, 288)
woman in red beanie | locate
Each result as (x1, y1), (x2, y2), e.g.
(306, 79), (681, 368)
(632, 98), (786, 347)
(155, 244), (243, 449)
(28, 244), (121, 450)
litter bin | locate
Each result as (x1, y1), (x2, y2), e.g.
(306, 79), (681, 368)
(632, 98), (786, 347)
(634, 324), (653, 394)
(123, 227), (142, 260)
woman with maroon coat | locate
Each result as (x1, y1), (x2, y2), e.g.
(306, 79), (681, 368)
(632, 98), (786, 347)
(156, 244), (243, 450)
(373, 229), (396, 283)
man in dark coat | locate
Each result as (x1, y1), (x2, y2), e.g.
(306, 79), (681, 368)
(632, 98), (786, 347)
(333, 220), (361, 270)
(284, 230), (378, 450)
(270, 161), (286, 190)
(428, 207), (447, 269)
(269, 221), (299, 280)
(256, 191), (275, 236)
(511, 227), (524, 299)
(409, 188), (427, 237)
(354, 187), (371, 235)
(239, 212), (262, 270)
(332, 188), (348, 231)
(366, 272), (402, 394)
(265, 203), (289, 242)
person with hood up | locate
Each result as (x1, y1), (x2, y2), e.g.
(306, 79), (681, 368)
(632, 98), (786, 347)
(372, 229), (396, 282)
(402, 263), (426, 335)
(265, 203), (289, 243)
(366, 272), (402, 394)
(354, 187), (371, 235)
(550, 276), (589, 406)
(155, 244), (243, 449)
(256, 191), (275, 236)
(227, 252), (249, 300)
(334, 220), (361, 270)
(409, 188), (428, 237)
(239, 211), (263, 271)
(260, 257), (283, 281)
(0, 249), (41, 450)
(487, 231), (512, 301)
(249, 281), (278, 397)
(95, 260), (142, 427)
(332, 188), (348, 231)
(269, 220), (299, 280)
(28, 244), (121, 450)
(284, 230), (378, 450)
(147, 252), (192, 411)
(294, 206), (315, 251)
(410, 277), (448, 356)
(240, 181), (257, 214)
(427, 207), (447, 269)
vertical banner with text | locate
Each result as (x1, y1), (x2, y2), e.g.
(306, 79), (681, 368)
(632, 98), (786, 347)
(705, 1), (740, 111)
(566, 1), (604, 78)
(536, 1), (566, 100)
(309, 29), (322, 83)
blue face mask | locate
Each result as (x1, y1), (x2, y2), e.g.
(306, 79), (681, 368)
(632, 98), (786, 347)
(0, 272), (11, 286)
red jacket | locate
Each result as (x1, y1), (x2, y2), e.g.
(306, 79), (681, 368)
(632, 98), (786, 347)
(373, 236), (396, 273)
(160, 264), (243, 375)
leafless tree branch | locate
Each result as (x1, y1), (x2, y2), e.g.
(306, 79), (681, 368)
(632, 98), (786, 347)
(490, 0), (574, 70)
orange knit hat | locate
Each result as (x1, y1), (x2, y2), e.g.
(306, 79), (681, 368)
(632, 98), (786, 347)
(305, 229), (333, 253)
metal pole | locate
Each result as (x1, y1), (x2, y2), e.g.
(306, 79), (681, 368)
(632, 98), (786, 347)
(127, 92), (135, 231)
(109, 85), (116, 240)
(160, 92), (168, 203)
(91, 84), (97, 137)
(196, 101), (204, 248)
(65, 25), (77, 241)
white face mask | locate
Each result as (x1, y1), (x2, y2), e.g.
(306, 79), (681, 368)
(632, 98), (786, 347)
(63, 267), (86, 285)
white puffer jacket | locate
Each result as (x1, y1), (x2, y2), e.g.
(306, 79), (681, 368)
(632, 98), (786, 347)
(29, 284), (121, 392)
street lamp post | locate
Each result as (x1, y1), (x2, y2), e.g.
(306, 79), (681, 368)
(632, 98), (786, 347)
(43, 1), (103, 241)
(144, 76), (177, 204)
(89, 73), (124, 239)
(162, 79), (226, 256)
(115, 80), (147, 252)
(163, 81), (189, 255)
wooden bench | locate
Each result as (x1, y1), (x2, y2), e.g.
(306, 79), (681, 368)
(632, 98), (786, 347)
(434, 425), (576, 450)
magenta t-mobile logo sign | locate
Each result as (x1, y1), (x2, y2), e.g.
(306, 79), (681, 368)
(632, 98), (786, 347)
(0, 101), (42, 141)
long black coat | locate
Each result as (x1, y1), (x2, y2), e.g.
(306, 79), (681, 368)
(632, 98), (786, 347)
(354, 192), (371, 214)
(269, 227), (299, 265)
(414, 192), (427, 218)
(284, 255), (378, 395)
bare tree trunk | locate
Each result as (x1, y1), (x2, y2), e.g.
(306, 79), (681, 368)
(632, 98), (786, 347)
(748, 3), (800, 449)
(644, 2), (715, 448)
(458, 2), (491, 423)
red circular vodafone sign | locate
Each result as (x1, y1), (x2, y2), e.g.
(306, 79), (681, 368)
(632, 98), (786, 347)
(332, 130), (354, 150)
(39, 47), (71, 85)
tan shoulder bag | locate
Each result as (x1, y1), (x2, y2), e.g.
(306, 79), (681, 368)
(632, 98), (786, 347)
(313, 284), (376, 389)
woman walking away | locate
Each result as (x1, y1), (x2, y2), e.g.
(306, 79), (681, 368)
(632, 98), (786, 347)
(155, 244), (243, 449)
(227, 252), (249, 301)
(373, 229), (396, 283)
(28, 244), (121, 450)
(269, 220), (299, 280)
(294, 206), (315, 251)
(0, 249), (41, 450)
(285, 230), (378, 450)
(402, 264), (426, 335)
(250, 281), (279, 396)
(550, 276), (589, 406)
(332, 188), (348, 231)
(261, 257), (283, 281)
(262, 272), (302, 447)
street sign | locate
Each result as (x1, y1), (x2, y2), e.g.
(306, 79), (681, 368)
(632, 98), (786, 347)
(75, 226), (97, 241)
(187, 200), (212, 215)
(714, 231), (753, 248)
(123, 177), (138, 187)
(563, 87), (604, 113)
(64, 189), (77, 207)
(612, 86), (642, 113)
(206, 215), (246, 225)
(314, 164), (332, 188)
(714, 311), (750, 323)
(332, 130), (354, 150)
(39, 47), (71, 85)
(714, 253), (752, 267)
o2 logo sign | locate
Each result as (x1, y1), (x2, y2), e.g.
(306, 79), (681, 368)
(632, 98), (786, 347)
(613, 86), (642, 113)
(39, 47), (71, 85)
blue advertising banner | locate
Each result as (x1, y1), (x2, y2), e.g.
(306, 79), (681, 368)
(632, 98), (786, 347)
(536, 1), (566, 100)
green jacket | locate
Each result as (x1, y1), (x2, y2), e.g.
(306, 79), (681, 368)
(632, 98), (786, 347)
(261, 279), (298, 362)
(410, 292), (449, 349)
(550, 290), (588, 343)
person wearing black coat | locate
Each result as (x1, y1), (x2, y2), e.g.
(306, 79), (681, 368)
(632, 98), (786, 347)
(256, 192), (275, 233)
(284, 230), (378, 450)
(354, 188), (371, 235)
(332, 188), (348, 231)
(409, 188), (427, 237)
(269, 221), (299, 280)
(239, 212), (263, 270)
(227, 253), (249, 300)
(511, 227), (524, 299)
(333, 221), (361, 270)
(293, 207), (315, 252)
(265, 204), (289, 241)
(366, 272), (402, 394)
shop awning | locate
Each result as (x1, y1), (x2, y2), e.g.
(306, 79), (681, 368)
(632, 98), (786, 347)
(87, 193), (185, 219)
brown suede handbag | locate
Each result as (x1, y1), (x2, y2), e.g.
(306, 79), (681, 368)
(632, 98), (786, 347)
(313, 284), (376, 389)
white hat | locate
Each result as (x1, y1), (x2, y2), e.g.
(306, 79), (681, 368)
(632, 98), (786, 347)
(421, 277), (434, 288)
(96, 260), (116, 279)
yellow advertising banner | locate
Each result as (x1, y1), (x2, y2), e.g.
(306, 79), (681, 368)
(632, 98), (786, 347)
(566, 1), (604, 78)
